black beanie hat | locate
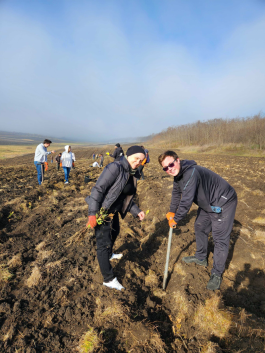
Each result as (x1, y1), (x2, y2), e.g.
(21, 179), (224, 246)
(126, 145), (145, 157)
(115, 143), (120, 147)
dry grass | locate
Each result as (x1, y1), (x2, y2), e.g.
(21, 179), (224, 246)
(95, 299), (129, 326)
(78, 327), (101, 353)
(8, 254), (22, 269)
(26, 266), (41, 287)
(145, 270), (159, 287)
(37, 250), (54, 261)
(173, 263), (186, 276)
(253, 217), (265, 226)
(173, 291), (190, 322)
(200, 342), (222, 353)
(0, 265), (13, 283)
(194, 294), (232, 338)
(36, 241), (46, 251)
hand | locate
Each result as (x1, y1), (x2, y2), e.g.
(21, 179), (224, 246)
(51, 151), (55, 153)
(138, 211), (145, 221)
(166, 212), (175, 220)
(86, 215), (97, 229)
(168, 218), (177, 228)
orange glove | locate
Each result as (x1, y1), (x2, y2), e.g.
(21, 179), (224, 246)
(44, 162), (48, 171)
(141, 158), (147, 165)
(72, 162), (75, 168)
(86, 215), (97, 229)
(60, 162), (62, 167)
(169, 218), (177, 228)
(166, 212), (175, 220)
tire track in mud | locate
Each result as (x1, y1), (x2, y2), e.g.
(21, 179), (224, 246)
(0, 149), (265, 352)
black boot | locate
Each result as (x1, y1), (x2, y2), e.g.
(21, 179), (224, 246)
(207, 274), (222, 290)
(182, 256), (207, 267)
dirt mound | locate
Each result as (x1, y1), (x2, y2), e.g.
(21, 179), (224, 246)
(0, 150), (265, 352)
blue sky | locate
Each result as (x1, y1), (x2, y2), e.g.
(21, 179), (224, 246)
(0, 0), (264, 141)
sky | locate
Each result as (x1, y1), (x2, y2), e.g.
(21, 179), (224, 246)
(0, 0), (264, 142)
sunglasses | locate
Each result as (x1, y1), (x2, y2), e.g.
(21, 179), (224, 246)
(163, 159), (176, 172)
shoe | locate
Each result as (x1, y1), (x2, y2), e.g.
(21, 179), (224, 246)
(110, 253), (123, 261)
(103, 277), (124, 291)
(207, 274), (222, 290)
(64, 181), (69, 184)
(182, 256), (207, 267)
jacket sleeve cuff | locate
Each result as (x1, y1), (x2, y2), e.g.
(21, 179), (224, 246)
(130, 204), (141, 218)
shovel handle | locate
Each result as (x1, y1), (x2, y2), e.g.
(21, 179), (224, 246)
(163, 227), (173, 290)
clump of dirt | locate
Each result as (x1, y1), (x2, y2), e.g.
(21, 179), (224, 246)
(0, 148), (265, 352)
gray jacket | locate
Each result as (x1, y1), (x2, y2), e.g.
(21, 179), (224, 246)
(85, 157), (141, 219)
(170, 160), (236, 223)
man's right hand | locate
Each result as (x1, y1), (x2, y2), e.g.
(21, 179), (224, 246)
(166, 212), (175, 221)
(51, 151), (55, 153)
(86, 215), (97, 228)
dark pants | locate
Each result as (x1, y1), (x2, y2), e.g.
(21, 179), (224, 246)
(95, 212), (120, 282)
(34, 162), (44, 185)
(194, 195), (237, 277)
(56, 162), (60, 171)
(63, 167), (70, 182)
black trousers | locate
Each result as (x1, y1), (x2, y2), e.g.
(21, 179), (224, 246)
(95, 212), (120, 282)
(194, 195), (237, 277)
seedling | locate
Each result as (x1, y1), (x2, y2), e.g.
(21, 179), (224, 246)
(87, 208), (114, 228)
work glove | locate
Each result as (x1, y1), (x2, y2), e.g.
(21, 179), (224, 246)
(86, 215), (97, 229)
(106, 152), (109, 155)
(44, 162), (48, 171)
(141, 158), (147, 165)
(60, 162), (62, 167)
(166, 212), (177, 228)
(168, 218), (177, 228)
(166, 212), (175, 220)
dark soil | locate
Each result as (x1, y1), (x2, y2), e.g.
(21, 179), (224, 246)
(0, 148), (265, 352)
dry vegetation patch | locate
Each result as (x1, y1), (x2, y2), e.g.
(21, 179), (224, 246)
(26, 266), (41, 287)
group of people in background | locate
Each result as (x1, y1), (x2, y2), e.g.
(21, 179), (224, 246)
(34, 139), (236, 293)
(33, 140), (76, 185)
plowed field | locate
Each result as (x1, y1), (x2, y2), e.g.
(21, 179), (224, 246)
(0, 148), (265, 352)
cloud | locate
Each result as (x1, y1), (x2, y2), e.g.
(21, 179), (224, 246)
(0, 2), (264, 141)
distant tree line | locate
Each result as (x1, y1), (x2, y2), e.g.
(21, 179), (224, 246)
(149, 113), (265, 150)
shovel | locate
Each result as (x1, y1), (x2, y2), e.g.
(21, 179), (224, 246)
(163, 226), (173, 290)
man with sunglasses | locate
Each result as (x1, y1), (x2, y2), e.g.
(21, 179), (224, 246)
(158, 151), (237, 291)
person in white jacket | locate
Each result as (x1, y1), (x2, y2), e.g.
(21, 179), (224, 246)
(34, 139), (55, 185)
(61, 145), (74, 184)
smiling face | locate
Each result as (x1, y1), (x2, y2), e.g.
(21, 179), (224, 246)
(161, 156), (181, 176)
(127, 153), (145, 169)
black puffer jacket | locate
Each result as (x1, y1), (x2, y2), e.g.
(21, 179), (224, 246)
(170, 160), (236, 223)
(110, 146), (124, 161)
(85, 157), (141, 219)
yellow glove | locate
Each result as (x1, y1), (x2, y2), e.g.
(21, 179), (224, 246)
(106, 152), (109, 155)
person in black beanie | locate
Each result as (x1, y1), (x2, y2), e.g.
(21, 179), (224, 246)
(86, 145), (146, 291)
(109, 143), (124, 161)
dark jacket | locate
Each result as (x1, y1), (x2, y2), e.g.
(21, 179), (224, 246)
(55, 155), (61, 163)
(85, 157), (141, 219)
(110, 146), (124, 161)
(170, 160), (236, 223)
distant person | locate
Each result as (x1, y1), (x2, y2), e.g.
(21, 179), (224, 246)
(137, 145), (150, 180)
(61, 145), (74, 184)
(55, 153), (62, 171)
(91, 161), (100, 168)
(92, 153), (95, 160)
(34, 139), (55, 185)
(86, 146), (146, 291)
(109, 143), (124, 161)
(159, 150), (237, 291)
(96, 154), (98, 158)
(99, 154), (104, 167)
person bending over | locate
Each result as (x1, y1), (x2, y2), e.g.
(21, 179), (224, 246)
(159, 150), (237, 291)
(86, 146), (146, 291)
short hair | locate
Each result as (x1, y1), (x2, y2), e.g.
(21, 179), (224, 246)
(43, 139), (52, 144)
(158, 150), (179, 166)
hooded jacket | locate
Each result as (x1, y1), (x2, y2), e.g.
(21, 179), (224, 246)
(110, 146), (124, 161)
(170, 160), (236, 223)
(85, 156), (141, 219)
(61, 145), (73, 168)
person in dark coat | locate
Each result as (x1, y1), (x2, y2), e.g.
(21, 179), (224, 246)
(158, 150), (237, 291)
(109, 143), (124, 161)
(55, 153), (62, 171)
(86, 146), (146, 291)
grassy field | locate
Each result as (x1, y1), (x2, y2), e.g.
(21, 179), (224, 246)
(0, 143), (89, 159)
